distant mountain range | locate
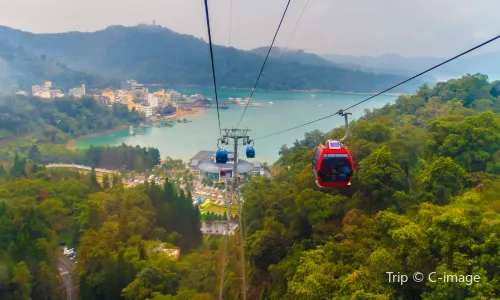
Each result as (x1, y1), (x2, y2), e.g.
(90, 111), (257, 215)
(0, 25), (423, 93)
(250, 47), (438, 83)
(321, 52), (500, 81)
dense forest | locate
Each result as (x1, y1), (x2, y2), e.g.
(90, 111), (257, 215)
(6, 143), (161, 173)
(0, 74), (500, 299)
(0, 162), (204, 299)
(0, 39), (114, 91)
(0, 94), (150, 171)
(0, 94), (142, 141)
(241, 73), (500, 299)
(0, 25), (423, 93)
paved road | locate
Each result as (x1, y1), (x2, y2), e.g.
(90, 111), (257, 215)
(46, 163), (119, 174)
(58, 256), (74, 300)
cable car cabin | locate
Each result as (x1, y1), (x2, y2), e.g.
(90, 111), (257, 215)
(246, 146), (255, 158)
(312, 140), (354, 188)
(215, 149), (229, 164)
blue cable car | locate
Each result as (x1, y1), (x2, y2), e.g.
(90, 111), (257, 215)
(216, 148), (229, 164)
(246, 146), (255, 158)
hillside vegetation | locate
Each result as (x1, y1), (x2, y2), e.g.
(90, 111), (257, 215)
(0, 74), (499, 299)
(0, 39), (111, 91)
(241, 73), (500, 299)
(0, 25), (422, 93)
(0, 95), (142, 141)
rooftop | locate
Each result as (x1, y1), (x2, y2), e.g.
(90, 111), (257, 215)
(190, 150), (260, 174)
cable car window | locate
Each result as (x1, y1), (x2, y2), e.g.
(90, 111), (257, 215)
(320, 157), (352, 183)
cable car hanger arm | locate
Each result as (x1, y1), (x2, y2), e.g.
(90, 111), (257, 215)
(338, 111), (351, 143)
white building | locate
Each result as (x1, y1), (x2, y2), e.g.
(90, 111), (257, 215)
(50, 89), (64, 98)
(147, 93), (159, 108)
(32, 85), (42, 95)
(69, 84), (86, 98)
(139, 104), (153, 117)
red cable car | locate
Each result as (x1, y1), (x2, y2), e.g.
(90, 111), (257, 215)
(312, 112), (354, 188)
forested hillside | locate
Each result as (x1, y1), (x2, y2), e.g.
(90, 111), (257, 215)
(0, 25), (421, 93)
(0, 74), (500, 299)
(0, 94), (142, 141)
(0, 40), (112, 91)
(242, 73), (500, 299)
(0, 165), (204, 299)
(0, 94), (154, 171)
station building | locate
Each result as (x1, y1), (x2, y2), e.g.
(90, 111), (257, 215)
(189, 150), (263, 179)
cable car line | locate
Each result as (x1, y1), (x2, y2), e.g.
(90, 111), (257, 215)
(225, 0), (234, 87)
(235, 0), (292, 129)
(262, 0), (311, 95)
(280, 0), (311, 60)
(253, 33), (500, 141)
(203, 0), (223, 138)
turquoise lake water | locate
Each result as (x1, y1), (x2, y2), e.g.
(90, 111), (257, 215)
(76, 87), (398, 164)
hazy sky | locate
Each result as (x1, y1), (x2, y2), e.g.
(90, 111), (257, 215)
(1, 0), (499, 57)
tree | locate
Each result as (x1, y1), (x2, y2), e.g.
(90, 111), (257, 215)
(354, 145), (406, 216)
(418, 157), (468, 205)
(28, 145), (41, 163)
(11, 261), (33, 300)
(89, 166), (100, 192)
(102, 174), (110, 189)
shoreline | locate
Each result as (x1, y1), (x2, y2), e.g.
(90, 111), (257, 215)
(65, 125), (129, 150)
(68, 108), (203, 149)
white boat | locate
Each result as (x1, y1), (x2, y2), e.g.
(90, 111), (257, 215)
(269, 102), (274, 104)
(318, 104), (323, 107)
(311, 94), (316, 98)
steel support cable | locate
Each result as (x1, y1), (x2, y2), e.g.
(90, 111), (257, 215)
(225, 0), (234, 87)
(204, 0), (223, 138)
(254, 33), (500, 140)
(263, 0), (311, 94)
(279, 0), (311, 62)
(235, 0), (293, 129)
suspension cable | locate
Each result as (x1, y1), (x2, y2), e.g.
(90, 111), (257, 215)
(263, 0), (311, 93)
(279, 0), (311, 62)
(254, 33), (500, 140)
(204, 0), (223, 138)
(225, 0), (234, 88)
(235, 0), (292, 129)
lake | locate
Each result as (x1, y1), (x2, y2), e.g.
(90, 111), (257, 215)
(75, 87), (398, 164)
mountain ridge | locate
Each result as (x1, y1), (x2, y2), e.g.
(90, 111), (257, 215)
(0, 24), (422, 93)
(0, 38), (110, 92)
(322, 51), (500, 80)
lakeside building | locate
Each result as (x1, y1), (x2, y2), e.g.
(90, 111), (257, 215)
(138, 104), (153, 117)
(69, 84), (86, 98)
(189, 150), (263, 179)
(32, 82), (65, 98)
(147, 93), (159, 108)
(121, 80), (137, 91)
